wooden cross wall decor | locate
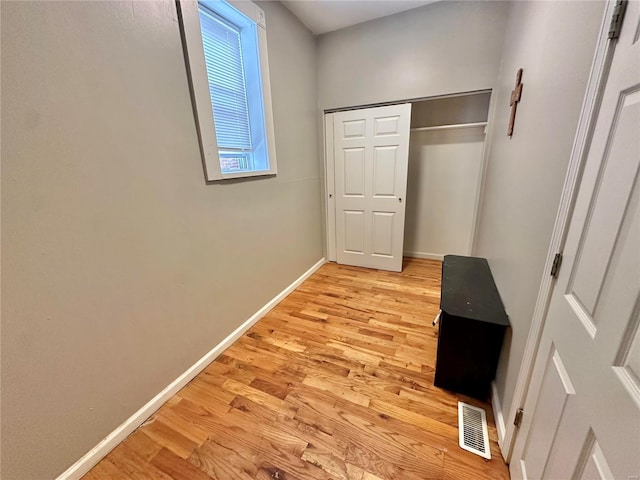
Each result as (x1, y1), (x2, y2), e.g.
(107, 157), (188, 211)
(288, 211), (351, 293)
(508, 68), (524, 137)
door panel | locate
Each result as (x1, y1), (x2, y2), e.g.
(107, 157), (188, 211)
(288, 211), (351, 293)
(510, 3), (640, 480)
(576, 436), (615, 480)
(374, 115), (400, 135)
(333, 104), (411, 272)
(343, 119), (366, 138)
(620, 306), (640, 385)
(343, 148), (365, 196)
(371, 211), (394, 256)
(344, 210), (365, 254)
(521, 348), (575, 480)
(373, 146), (398, 196)
(569, 91), (640, 316)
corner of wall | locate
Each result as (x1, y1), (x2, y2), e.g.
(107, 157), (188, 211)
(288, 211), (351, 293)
(491, 380), (507, 459)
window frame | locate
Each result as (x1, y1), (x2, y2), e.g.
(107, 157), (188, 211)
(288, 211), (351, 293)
(179, 0), (277, 181)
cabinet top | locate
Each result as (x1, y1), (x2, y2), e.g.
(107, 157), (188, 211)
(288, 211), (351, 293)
(440, 255), (510, 327)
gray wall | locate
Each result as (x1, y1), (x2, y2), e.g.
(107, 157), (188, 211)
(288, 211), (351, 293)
(474, 0), (605, 421)
(0, 1), (322, 478)
(406, 126), (485, 258)
(317, 1), (509, 111)
(411, 92), (491, 128)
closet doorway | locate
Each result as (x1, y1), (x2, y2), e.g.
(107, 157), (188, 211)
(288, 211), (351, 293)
(325, 91), (491, 271)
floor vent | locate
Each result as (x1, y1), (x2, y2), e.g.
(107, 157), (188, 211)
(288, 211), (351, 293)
(458, 402), (491, 459)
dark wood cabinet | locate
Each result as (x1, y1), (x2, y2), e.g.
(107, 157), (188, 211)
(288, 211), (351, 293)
(434, 255), (510, 400)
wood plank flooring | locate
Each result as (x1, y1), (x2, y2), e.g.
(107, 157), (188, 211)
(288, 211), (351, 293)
(83, 258), (510, 480)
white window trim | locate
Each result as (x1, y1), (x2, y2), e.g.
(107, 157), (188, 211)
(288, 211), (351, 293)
(179, 0), (277, 181)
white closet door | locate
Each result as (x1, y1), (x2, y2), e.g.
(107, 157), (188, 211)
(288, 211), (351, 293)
(510, 2), (640, 478)
(333, 103), (411, 272)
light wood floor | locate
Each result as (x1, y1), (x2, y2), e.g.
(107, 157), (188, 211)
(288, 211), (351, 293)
(83, 258), (510, 480)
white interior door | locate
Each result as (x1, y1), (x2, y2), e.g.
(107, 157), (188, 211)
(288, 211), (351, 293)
(333, 103), (411, 272)
(510, 3), (640, 479)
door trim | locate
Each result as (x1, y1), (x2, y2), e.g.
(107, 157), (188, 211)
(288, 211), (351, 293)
(324, 113), (337, 262)
(501, 0), (619, 461)
(469, 89), (499, 257)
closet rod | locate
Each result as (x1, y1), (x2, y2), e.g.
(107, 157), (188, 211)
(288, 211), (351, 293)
(410, 121), (487, 132)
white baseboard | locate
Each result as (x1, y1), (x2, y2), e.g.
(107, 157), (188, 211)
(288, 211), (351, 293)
(491, 380), (507, 459)
(56, 257), (326, 480)
(403, 251), (445, 261)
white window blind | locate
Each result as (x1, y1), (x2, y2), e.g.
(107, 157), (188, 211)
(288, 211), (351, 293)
(198, 5), (252, 152)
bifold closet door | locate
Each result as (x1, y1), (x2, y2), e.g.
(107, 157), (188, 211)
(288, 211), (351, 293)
(333, 103), (411, 272)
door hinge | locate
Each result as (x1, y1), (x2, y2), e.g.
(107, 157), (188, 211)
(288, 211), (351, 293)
(514, 408), (524, 428)
(550, 253), (563, 278)
(608, 0), (628, 39)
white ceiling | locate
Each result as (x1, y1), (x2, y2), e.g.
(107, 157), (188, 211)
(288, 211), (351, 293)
(281, 0), (439, 35)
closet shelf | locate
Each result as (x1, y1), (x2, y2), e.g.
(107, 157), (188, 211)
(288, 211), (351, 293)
(410, 121), (487, 132)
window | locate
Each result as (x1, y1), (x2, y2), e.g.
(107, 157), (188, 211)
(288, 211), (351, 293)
(179, 0), (277, 180)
